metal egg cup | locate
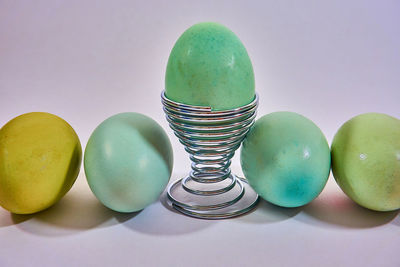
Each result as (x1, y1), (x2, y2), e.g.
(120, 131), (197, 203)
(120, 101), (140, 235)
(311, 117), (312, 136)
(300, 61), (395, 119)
(161, 91), (259, 219)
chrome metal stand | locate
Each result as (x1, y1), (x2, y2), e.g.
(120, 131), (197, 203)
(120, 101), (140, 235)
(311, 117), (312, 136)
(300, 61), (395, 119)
(161, 91), (259, 219)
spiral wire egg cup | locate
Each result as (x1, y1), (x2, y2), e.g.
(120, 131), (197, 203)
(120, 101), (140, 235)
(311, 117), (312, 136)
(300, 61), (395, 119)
(161, 91), (259, 219)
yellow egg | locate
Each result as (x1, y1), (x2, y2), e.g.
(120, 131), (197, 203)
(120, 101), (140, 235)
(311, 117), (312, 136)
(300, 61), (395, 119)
(0, 112), (82, 214)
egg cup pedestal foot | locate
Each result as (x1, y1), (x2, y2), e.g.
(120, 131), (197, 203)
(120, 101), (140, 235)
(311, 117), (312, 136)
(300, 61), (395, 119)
(161, 91), (259, 219)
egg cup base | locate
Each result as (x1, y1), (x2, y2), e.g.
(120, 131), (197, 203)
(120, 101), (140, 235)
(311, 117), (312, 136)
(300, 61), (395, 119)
(167, 174), (259, 219)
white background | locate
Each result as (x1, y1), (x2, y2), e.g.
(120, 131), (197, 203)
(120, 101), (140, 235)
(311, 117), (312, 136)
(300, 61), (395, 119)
(0, 1), (399, 266)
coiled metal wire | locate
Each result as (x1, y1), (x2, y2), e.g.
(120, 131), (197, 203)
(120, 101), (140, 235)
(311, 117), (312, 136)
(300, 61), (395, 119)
(162, 91), (259, 219)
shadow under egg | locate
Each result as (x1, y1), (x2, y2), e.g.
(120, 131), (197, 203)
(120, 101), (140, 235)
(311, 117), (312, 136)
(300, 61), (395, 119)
(117, 185), (218, 236)
(0, 209), (31, 227)
(10, 187), (130, 236)
(235, 198), (302, 224)
(295, 190), (399, 229)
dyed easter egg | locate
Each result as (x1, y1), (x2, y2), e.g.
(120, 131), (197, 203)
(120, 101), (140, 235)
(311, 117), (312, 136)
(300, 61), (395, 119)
(241, 112), (330, 207)
(331, 113), (400, 211)
(84, 112), (173, 213)
(165, 22), (255, 110)
(0, 112), (82, 214)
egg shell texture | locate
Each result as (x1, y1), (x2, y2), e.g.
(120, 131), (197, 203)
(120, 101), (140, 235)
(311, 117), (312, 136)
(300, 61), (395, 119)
(0, 112), (82, 214)
(241, 112), (330, 207)
(84, 112), (173, 213)
(165, 22), (255, 110)
(331, 113), (400, 211)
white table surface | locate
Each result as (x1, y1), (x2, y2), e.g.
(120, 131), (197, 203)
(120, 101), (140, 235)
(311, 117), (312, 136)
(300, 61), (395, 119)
(0, 1), (399, 266)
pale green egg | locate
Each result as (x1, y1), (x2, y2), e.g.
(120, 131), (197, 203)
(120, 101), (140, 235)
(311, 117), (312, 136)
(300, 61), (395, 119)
(241, 112), (331, 208)
(331, 113), (400, 211)
(84, 112), (173, 213)
(165, 22), (255, 110)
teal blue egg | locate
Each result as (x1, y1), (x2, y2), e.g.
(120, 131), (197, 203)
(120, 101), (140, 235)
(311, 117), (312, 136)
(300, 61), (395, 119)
(240, 112), (330, 207)
(84, 112), (173, 213)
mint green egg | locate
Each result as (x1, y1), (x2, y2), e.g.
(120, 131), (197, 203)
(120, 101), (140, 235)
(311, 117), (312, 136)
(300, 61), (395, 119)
(241, 112), (331, 208)
(331, 113), (400, 211)
(165, 22), (255, 110)
(84, 113), (173, 213)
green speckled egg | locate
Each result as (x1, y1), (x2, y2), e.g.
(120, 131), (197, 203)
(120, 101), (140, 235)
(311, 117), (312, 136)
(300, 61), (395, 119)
(84, 113), (173, 213)
(331, 113), (400, 211)
(165, 22), (255, 110)
(241, 112), (331, 208)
